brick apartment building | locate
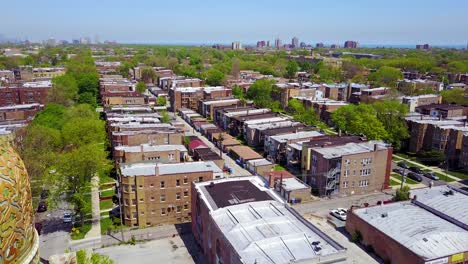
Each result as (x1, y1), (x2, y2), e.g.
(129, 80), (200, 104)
(402, 94), (442, 112)
(415, 104), (466, 119)
(111, 130), (184, 147)
(0, 103), (44, 122)
(346, 186), (468, 264)
(301, 136), (392, 197)
(101, 92), (147, 106)
(191, 176), (347, 264)
(0, 81), (51, 106)
(169, 87), (232, 112)
(198, 98), (240, 119)
(113, 144), (188, 164)
(119, 161), (223, 227)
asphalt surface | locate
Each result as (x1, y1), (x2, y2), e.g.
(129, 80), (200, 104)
(391, 161), (446, 187)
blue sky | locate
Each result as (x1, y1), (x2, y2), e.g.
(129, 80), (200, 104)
(2, 0), (468, 45)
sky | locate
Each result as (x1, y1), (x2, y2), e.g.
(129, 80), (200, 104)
(2, 0), (468, 45)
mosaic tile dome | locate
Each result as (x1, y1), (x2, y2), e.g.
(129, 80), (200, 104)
(0, 142), (39, 264)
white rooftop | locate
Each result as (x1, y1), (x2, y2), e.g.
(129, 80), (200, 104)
(22, 80), (52, 88)
(202, 98), (239, 105)
(115, 144), (187, 153)
(225, 108), (271, 118)
(243, 117), (289, 126)
(280, 177), (310, 191)
(247, 158), (273, 167)
(194, 176), (346, 264)
(248, 121), (301, 131)
(353, 202), (468, 261)
(120, 161), (221, 177)
(270, 131), (324, 143)
(313, 140), (388, 159)
(0, 103), (42, 111)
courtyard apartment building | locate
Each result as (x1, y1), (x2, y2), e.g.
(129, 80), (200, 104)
(169, 86), (232, 112)
(301, 136), (392, 197)
(119, 161), (223, 227)
(198, 98), (240, 119)
(346, 185), (468, 264)
(0, 80), (51, 106)
(191, 176), (347, 264)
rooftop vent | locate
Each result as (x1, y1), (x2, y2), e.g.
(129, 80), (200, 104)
(381, 213), (388, 218)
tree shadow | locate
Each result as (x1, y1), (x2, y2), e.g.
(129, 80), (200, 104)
(40, 216), (71, 235)
(174, 223), (207, 264)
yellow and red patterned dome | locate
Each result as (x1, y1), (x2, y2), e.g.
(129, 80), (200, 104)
(0, 142), (39, 264)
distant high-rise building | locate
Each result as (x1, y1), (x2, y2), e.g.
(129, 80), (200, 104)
(256, 40), (266, 48)
(300, 42), (307, 48)
(331, 44), (339, 49)
(275, 38), (282, 49)
(292, 37), (299, 48)
(72, 39), (80, 45)
(231, 41), (242, 50)
(344, 40), (358, 48)
(416, 44), (430, 50)
(316, 42), (324, 48)
(266, 40), (270, 47)
(45, 37), (56, 46)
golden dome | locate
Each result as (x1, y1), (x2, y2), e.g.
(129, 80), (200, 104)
(0, 142), (39, 264)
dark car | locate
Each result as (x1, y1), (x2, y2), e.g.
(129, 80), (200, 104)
(37, 201), (47, 212)
(407, 172), (423, 182)
(393, 168), (407, 175)
(423, 172), (439, 181)
(397, 161), (409, 169)
(409, 166), (424, 174)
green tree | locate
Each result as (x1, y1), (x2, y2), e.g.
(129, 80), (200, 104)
(246, 79), (277, 108)
(48, 74), (79, 106)
(141, 67), (156, 83)
(332, 104), (388, 140)
(285, 60), (299, 79)
(32, 103), (68, 129)
(417, 150), (446, 166)
(441, 89), (468, 105)
(118, 62), (132, 78)
(157, 96), (167, 106)
(232, 85), (245, 100)
(368, 66), (403, 88)
(203, 68), (226, 86)
(394, 185), (410, 201)
(372, 101), (409, 150)
(136, 81), (147, 93)
(62, 118), (106, 148)
(160, 110), (171, 123)
(78, 92), (98, 108)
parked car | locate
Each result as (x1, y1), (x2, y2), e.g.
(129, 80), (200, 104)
(407, 172), (423, 182)
(409, 166), (424, 174)
(423, 172), (439, 181)
(330, 209), (347, 221)
(393, 168), (407, 175)
(37, 201), (47, 212)
(63, 212), (73, 223)
(397, 161), (409, 169)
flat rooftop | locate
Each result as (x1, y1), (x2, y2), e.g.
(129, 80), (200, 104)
(411, 186), (468, 227)
(281, 177), (310, 191)
(224, 108), (270, 118)
(246, 158), (273, 167)
(120, 161), (221, 177)
(353, 202), (468, 261)
(243, 116), (289, 126)
(115, 144), (187, 153)
(312, 140), (388, 159)
(195, 176), (346, 263)
(269, 131), (323, 143)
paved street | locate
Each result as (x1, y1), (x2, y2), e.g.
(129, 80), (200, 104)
(391, 159), (448, 188)
(175, 114), (252, 177)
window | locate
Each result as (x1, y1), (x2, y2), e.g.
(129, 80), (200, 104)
(160, 181), (165, 188)
(198, 177), (204, 182)
(184, 191), (188, 197)
(139, 185), (143, 189)
(360, 169), (371, 176)
(140, 211), (145, 215)
(183, 177), (188, 184)
(132, 212), (137, 219)
(139, 198), (144, 203)
(160, 195), (166, 202)
(359, 180), (369, 187)
(176, 193), (181, 200)
(169, 154), (175, 160)
(150, 197), (155, 201)
(132, 199), (137, 205)
(344, 170), (349, 177)
(176, 179), (180, 186)
(131, 185), (136, 192)
(151, 210), (155, 215)
(184, 204), (188, 210)
(176, 206), (182, 213)
(343, 181), (348, 188)
(161, 208), (166, 215)
(344, 159), (350, 165)
(150, 183), (154, 188)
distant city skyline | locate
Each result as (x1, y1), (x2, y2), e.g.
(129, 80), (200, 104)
(2, 0), (468, 45)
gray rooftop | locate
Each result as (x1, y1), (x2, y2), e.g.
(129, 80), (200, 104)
(353, 202), (468, 261)
(280, 177), (310, 191)
(120, 161), (222, 177)
(411, 186), (468, 227)
(270, 131), (323, 143)
(114, 144), (187, 153)
(313, 140), (388, 159)
(247, 158), (273, 167)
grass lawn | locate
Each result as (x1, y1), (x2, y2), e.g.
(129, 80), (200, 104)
(390, 179), (400, 186)
(100, 199), (115, 210)
(447, 170), (468, 180)
(392, 173), (419, 185)
(422, 169), (456, 182)
(71, 222), (92, 240)
(100, 217), (123, 235)
(100, 189), (115, 198)
(101, 211), (109, 217)
(274, 164), (286, 171)
(99, 172), (115, 185)
(394, 152), (418, 161)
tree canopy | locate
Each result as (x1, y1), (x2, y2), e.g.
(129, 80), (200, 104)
(203, 68), (226, 86)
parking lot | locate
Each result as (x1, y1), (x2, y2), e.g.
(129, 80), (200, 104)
(392, 161), (446, 187)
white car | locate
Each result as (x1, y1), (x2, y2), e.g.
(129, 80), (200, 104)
(63, 212), (73, 223)
(330, 209), (347, 221)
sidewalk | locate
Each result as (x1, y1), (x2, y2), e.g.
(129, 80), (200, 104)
(101, 224), (184, 247)
(85, 174), (102, 239)
(389, 176), (425, 189)
(393, 154), (461, 181)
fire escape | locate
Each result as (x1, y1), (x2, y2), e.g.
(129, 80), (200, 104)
(325, 161), (341, 196)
